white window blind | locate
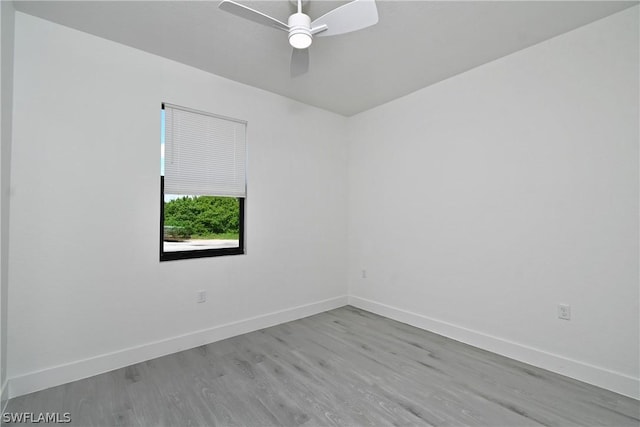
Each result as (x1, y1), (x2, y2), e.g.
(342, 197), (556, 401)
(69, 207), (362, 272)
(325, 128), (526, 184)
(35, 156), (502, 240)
(164, 104), (247, 198)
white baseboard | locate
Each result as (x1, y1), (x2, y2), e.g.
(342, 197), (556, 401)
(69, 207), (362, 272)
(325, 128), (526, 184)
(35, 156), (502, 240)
(8, 295), (348, 399)
(349, 295), (640, 400)
(1, 379), (8, 413)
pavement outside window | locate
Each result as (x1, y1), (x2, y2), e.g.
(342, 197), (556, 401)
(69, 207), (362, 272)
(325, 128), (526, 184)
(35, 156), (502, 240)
(163, 239), (239, 252)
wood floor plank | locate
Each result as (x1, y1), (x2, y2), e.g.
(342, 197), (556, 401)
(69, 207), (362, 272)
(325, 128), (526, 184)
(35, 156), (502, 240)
(5, 306), (639, 426)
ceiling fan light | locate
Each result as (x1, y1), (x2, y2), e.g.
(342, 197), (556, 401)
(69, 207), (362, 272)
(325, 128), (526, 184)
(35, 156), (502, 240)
(288, 12), (312, 49)
(289, 32), (312, 49)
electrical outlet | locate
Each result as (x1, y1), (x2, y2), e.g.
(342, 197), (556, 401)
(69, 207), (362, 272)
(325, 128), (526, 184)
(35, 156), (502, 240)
(361, 269), (367, 279)
(197, 290), (207, 304)
(558, 304), (571, 320)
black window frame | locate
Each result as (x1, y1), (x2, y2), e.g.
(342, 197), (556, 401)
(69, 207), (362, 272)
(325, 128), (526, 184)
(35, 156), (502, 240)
(159, 103), (246, 261)
(159, 175), (245, 262)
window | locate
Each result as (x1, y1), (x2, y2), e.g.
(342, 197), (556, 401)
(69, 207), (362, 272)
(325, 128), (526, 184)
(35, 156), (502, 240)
(160, 103), (246, 261)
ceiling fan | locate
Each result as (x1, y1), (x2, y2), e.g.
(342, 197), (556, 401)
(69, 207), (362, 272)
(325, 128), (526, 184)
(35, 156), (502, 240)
(218, 0), (379, 75)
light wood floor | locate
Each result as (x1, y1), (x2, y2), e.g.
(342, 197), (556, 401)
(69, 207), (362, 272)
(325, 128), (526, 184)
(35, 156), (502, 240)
(6, 306), (639, 426)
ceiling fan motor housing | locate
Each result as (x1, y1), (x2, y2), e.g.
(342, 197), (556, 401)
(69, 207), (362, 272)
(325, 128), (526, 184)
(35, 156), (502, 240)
(288, 12), (313, 49)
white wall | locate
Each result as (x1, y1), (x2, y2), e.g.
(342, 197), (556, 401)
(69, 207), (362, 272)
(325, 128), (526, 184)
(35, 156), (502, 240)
(0, 0), (15, 407)
(348, 7), (639, 399)
(8, 12), (348, 396)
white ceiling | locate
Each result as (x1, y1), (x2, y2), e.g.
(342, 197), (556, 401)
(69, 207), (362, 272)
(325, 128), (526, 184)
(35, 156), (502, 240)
(13, 0), (638, 116)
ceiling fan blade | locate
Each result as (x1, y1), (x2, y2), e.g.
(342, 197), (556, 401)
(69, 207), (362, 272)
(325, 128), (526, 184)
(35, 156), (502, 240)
(218, 0), (289, 32)
(290, 48), (309, 77)
(311, 0), (378, 37)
